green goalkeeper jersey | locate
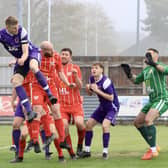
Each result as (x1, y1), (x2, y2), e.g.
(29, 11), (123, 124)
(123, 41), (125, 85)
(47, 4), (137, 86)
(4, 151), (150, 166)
(134, 62), (168, 102)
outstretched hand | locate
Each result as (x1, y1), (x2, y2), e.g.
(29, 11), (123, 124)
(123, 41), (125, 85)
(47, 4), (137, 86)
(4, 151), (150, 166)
(121, 64), (132, 79)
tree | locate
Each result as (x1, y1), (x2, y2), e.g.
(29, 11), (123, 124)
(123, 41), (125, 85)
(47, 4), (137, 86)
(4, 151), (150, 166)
(143, 0), (168, 42)
(23, 0), (116, 56)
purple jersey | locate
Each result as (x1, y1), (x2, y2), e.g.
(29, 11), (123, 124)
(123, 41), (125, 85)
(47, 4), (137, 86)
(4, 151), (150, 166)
(0, 26), (39, 58)
(90, 75), (120, 112)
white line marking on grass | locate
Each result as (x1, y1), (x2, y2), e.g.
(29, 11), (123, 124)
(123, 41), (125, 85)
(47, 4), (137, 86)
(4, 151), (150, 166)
(0, 146), (9, 150)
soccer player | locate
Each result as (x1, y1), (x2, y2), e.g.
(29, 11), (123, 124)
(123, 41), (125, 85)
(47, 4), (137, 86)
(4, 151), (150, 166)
(10, 72), (35, 163)
(0, 16), (57, 122)
(57, 48), (86, 157)
(33, 41), (75, 150)
(79, 63), (120, 159)
(121, 48), (168, 160)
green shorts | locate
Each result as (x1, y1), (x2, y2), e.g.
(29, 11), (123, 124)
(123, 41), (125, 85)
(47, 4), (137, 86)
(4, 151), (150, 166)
(141, 99), (168, 115)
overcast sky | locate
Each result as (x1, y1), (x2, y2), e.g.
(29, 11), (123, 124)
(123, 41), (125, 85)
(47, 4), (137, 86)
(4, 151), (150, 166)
(93, 0), (147, 32)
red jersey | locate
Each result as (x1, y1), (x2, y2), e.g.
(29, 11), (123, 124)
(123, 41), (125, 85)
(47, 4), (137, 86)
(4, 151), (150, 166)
(39, 51), (62, 85)
(56, 63), (82, 106)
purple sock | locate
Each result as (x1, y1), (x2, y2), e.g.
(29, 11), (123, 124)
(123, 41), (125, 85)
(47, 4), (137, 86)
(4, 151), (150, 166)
(85, 131), (93, 146)
(103, 133), (110, 148)
(15, 86), (31, 113)
(35, 71), (52, 97)
(13, 129), (21, 154)
(40, 130), (49, 155)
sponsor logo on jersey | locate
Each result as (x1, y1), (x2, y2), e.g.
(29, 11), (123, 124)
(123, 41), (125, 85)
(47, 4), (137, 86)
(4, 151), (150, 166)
(33, 96), (39, 100)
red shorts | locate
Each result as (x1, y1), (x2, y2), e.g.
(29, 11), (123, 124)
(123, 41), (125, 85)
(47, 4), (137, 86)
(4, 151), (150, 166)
(60, 104), (84, 121)
(31, 83), (59, 106)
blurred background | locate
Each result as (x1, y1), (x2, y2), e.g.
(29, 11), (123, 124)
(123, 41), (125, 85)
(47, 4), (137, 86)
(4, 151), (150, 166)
(1, 0), (167, 57)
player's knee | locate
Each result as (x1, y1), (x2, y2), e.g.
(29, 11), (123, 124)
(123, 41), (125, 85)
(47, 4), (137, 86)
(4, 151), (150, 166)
(145, 117), (151, 126)
(86, 121), (92, 130)
(11, 75), (23, 87)
(102, 124), (110, 132)
(20, 133), (28, 140)
(75, 121), (84, 129)
(13, 122), (21, 129)
(30, 59), (39, 73)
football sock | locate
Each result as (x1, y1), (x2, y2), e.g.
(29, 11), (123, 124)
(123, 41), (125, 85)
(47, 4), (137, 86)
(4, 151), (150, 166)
(137, 126), (149, 144)
(103, 132), (110, 148)
(19, 139), (26, 158)
(30, 120), (40, 143)
(77, 128), (85, 146)
(41, 115), (52, 137)
(54, 119), (65, 142)
(15, 86), (32, 113)
(146, 125), (156, 147)
(66, 134), (75, 155)
(54, 138), (63, 157)
(13, 129), (21, 154)
(85, 131), (93, 147)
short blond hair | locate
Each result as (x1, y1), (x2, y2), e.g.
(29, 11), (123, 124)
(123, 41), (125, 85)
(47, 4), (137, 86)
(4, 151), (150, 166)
(5, 16), (18, 26)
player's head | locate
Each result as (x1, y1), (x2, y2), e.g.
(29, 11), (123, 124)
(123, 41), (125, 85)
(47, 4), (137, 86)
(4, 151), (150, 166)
(5, 16), (19, 35)
(91, 62), (104, 77)
(145, 48), (159, 62)
(60, 48), (72, 65)
(40, 41), (54, 57)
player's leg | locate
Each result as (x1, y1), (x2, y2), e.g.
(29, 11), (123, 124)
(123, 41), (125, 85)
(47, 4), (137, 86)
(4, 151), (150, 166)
(141, 109), (159, 160)
(11, 117), (23, 157)
(29, 58), (57, 104)
(78, 118), (97, 158)
(134, 112), (148, 144)
(63, 117), (76, 159)
(72, 104), (85, 155)
(10, 103), (25, 163)
(141, 99), (168, 160)
(24, 121), (34, 152)
(11, 73), (36, 122)
(49, 121), (65, 162)
(18, 125), (28, 162)
(30, 105), (42, 153)
(74, 116), (85, 155)
(50, 103), (70, 149)
(102, 119), (111, 160)
(40, 104), (56, 151)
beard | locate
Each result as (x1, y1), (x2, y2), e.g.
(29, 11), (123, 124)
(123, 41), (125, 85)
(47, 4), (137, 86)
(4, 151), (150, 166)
(43, 52), (52, 57)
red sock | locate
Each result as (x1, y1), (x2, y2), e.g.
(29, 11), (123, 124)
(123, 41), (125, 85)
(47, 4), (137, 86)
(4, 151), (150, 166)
(54, 138), (63, 157)
(26, 121), (33, 140)
(66, 134), (75, 155)
(77, 128), (86, 145)
(41, 115), (52, 137)
(30, 120), (40, 143)
(19, 139), (26, 158)
(54, 119), (65, 142)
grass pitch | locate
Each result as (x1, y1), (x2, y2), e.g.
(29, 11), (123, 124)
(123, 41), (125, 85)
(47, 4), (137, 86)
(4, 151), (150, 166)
(0, 125), (168, 168)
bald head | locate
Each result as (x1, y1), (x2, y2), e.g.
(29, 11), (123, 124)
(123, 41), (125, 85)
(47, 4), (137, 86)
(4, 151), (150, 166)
(40, 41), (54, 57)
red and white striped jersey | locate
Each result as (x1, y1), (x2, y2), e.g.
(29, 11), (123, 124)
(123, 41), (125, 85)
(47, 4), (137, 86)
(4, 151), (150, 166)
(56, 63), (82, 106)
(39, 51), (62, 85)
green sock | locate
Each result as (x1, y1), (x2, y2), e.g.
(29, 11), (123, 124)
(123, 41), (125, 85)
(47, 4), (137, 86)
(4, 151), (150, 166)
(146, 125), (156, 147)
(137, 126), (149, 144)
